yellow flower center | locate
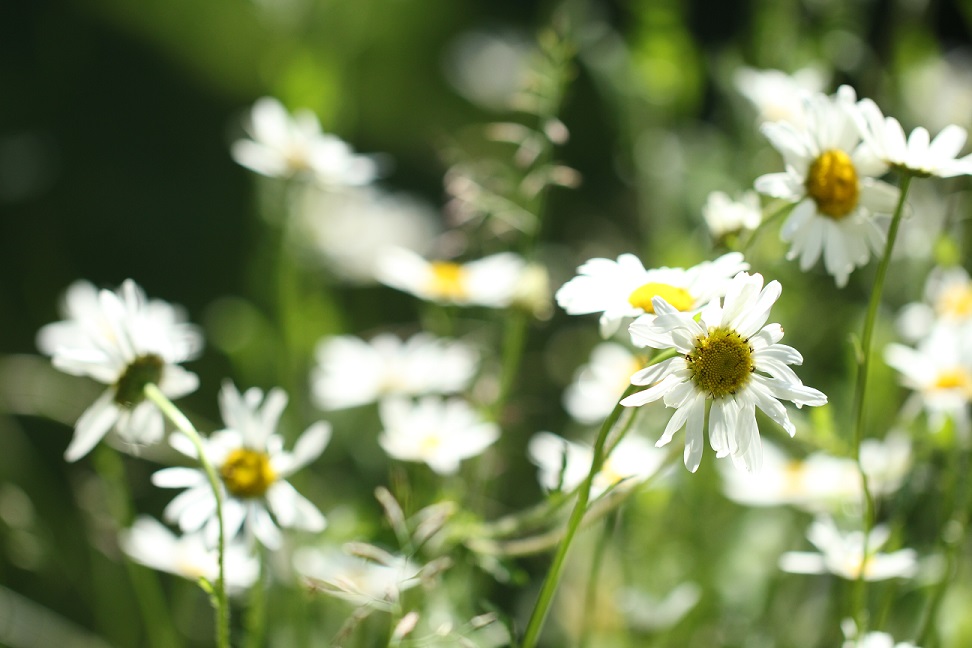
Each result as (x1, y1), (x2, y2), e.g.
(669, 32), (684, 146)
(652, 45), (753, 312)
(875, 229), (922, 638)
(937, 284), (972, 320)
(781, 459), (807, 496)
(114, 354), (165, 408)
(687, 327), (755, 399)
(805, 149), (859, 219)
(428, 262), (469, 301)
(628, 283), (695, 313)
(220, 448), (277, 499)
(933, 368), (972, 395)
(419, 434), (443, 454)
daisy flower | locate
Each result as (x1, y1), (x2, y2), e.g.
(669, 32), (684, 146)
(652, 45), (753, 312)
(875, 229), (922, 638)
(375, 247), (526, 308)
(555, 252), (749, 338)
(377, 396), (499, 475)
(230, 96), (378, 187)
(36, 279), (202, 461)
(702, 190), (763, 240)
(621, 272), (827, 472)
(854, 96), (972, 178)
(884, 325), (972, 434)
(755, 86), (899, 287)
(733, 65), (829, 126)
(119, 516), (258, 593)
(153, 382), (330, 550)
(311, 333), (478, 410)
(779, 517), (918, 581)
(563, 342), (643, 425)
(527, 431), (667, 498)
(896, 265), (972, 342)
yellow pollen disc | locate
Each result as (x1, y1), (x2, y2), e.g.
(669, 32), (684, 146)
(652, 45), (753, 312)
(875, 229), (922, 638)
(937, 285), (972, 319)
(220, 448), (277, 499)
(420, 435), (443, 454)
(805, 149), (859, 219)
(428, 261), (469, 301)
(687, 327), (755, 399)
(628, 282), (694, 313)
(933, 368), (972, 394)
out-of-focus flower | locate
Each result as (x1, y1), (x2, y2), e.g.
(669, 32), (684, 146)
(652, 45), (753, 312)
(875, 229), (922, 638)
(897, 266), (972, 342)
(153, 382), (330, 550)
(884, 326), (972, 435)
(901, 52), (972, 134)
(854, 97), (972, 178)
(442, 29), (533, 111)
(37, 279), (202, 461)
(618, 583), (701, 632)
(296, 185), (440, 284)
(702, 190), (762, 240)
(622, 272), (827, 473)
(527, 431), (667, 498)
(119, 516), (258, 593)
(841, 619), (921, 648)
(779, 517), (918, 581)
(378, 397), (499, 474)
(311, 333), (478, 411)
(755, 86), (898, 287)
(861, 432), (913, 496)
(563, 342), (642, 425)
(719, 441), (859, 511)
(375, 248), (526, 308)
(555, 252), (748, 339)
(293, 544), (423, 611)
(733, 65), (829, 126)
(512, 262), (553, 319)
(230, 96), (378, 187)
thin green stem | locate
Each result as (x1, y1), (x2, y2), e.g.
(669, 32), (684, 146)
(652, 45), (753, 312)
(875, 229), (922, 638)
(849, 174), (912, 633)
(578, 510), (619, 648)
(144, 384), (230, 648)
(741, 199), (795, 253)
(521, 384), (637, 647)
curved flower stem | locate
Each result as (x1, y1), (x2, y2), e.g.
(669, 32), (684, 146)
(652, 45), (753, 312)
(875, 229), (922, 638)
(521, 383), (638, 648)
(849, 174), (912, 632)
(144, 384), (230, 648)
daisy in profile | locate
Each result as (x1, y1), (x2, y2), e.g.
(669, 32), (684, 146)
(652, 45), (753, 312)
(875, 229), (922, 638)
(779, 517), (918, 581)
(36, 279), (202, 461)
(230, 96), (378, 187)
(527, 431), (667, 498)
(884, 325), (972, 435)
(702, 190), (762, 241)
(621, 272), (827, 472)
(733, 65), (828, 126)
(375, 247), (526, 308)
(153, 382), (330, 550)
(854, 96), (972, 178)
(311, 333), (478, 410)
(555, 252), (748, 338)
(377, 396), (499, 474)
(562, 342), (643, 425)
(119, 516), (258, 593)
(755, 86), (899, 287)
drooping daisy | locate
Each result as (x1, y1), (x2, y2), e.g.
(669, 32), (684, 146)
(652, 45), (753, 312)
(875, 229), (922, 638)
(119, 516), (259, 593)
(527, 431), (668, 498)
(153, 382), (330, 550)
(375, 247), (526, 308)
(562, 342), (642, 425)
(733, 65), (829, 126)
(884, 325), (972, 435)
(377, 396), (499, 475)
(702, 190), (763, 240)
(621, 272), (828, 472)
(854, 96), (972, 178)
(230, 96), (378, 187)
(555, 252), (749, 338)
(779, 517), (918, 581)
(36, 279), (203, 461)
(311, 333), (478, 411)
(896, 265), (972, 342)
(293, 544), (423, 611)
(755, 86), (899, 287)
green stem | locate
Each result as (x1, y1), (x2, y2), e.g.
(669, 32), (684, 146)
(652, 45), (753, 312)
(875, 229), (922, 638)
(93, 447), (183, 648)
(521, 384), (637, 647)
(144, 384), (230, 648)
(578, 510), (619, 648)
(741, 199), (795, 253)
(849, 174), (912, 632)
